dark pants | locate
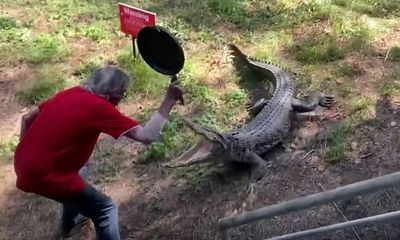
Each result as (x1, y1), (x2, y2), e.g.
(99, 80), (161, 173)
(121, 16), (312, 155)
(53, 166), (120, 240)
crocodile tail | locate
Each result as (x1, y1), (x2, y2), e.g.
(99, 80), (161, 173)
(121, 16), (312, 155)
(229, 44), (299, 79)
(230, 44), (281, 73)
(228, 43), (250, 65)
(228, 44), (274, 67)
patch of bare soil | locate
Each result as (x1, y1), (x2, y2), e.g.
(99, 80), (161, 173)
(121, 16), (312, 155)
(67, 38), (99, 67)
(345, 54), (396, 101)
(0, 64), (35, 142)
(0, 164), (66, 240)
(1, 7), (61, 35)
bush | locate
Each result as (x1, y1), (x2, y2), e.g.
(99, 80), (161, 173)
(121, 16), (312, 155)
(16, 64), (67, 105)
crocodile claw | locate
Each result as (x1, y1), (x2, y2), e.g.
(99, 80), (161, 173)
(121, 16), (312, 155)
(250, 164), (267, 182)
(318, 93), (336, 107)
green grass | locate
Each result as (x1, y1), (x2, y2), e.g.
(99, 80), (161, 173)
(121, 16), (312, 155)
(320, 95), (373, 164)
(222, 89), (248, 107)
(179, 53), (209, 84)
(0, 15), (32, 65)
(379, 68), (400, 98)
(293, 13), (375, 63)
(74, 60), (102, 81)
(137, 113), (188, 162)
(174, 164), (227, 193)
(16, 64), (68, 105)
(0, 16), (17, 30)
(158, 18), (193, 42)
(334, 62), (361, 79)
(250, 30), (293, 61)
(0, 135), (19, 164)
(91, 143), (129, 184)
(207, 0), (249, 25)
(387, 46), (400, 61)
(38, 0), (118, 23)
(184, 83), (219, 106)
(117, 49), (170, 99)
(0, 26), (31, 43)
(372, 0), (400, 17)
(350, 95), (375, 119)
(78, 22), (111, 43)
(274, 1), (333, 26)
(332, 0), (400, 17)
(379, 81), (399, 98)
(25, 34), (70, 64)
(294, 36), (345, 63)
(323, 121), (354, 163)
(391, 68), (400, 79)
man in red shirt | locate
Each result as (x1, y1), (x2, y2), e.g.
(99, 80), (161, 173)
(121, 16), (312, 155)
(14, 65), (184, 239)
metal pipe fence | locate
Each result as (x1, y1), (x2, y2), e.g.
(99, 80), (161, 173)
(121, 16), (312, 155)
(217, 171), (400, 239)
(265, 210), (400, 240)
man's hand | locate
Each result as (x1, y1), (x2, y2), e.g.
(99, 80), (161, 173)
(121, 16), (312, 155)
(165, 80), (184, 104)
(158, 81), (184, 119)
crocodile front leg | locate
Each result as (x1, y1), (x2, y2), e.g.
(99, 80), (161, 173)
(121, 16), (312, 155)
(247, 152), (268, 182)
(291, 93), (335, 113)
(247, 98), (270, 116)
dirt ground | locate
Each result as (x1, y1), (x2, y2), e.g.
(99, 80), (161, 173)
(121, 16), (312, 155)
(2, 55), (400, 240)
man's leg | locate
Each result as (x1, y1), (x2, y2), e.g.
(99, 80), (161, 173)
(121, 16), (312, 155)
(61, 165), (91, 236)
(60, 185), (120, 240)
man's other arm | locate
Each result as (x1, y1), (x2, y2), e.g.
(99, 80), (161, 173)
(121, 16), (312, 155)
(20, 107), (39, 141)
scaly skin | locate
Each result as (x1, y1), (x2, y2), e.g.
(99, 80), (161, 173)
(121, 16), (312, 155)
(165, 44), (335, 182)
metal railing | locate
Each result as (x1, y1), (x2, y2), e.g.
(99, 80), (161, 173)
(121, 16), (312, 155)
(217, 171), (400, 240)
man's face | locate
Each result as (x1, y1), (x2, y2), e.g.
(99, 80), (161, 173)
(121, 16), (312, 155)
(108, 89), (127, 106)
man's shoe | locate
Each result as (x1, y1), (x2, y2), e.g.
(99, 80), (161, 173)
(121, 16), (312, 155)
(61, 216), (90, 238)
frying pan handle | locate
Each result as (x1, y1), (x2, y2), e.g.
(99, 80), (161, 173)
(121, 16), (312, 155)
(171, 75), (178, 83)
(170, 74), (184, 105)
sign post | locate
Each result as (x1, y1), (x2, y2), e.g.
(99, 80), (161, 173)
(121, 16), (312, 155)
(118, 3), (156, 59)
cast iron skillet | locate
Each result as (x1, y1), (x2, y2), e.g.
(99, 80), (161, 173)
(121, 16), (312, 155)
(136, 26), (185, 79)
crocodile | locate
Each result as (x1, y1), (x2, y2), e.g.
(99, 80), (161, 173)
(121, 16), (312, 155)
(164, 44), (335, 182)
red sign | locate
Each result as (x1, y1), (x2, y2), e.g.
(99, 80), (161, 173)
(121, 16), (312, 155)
(118, 3), (156, 37)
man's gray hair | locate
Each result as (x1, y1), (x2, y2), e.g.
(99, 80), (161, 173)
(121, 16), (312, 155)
(83, 65), (131, 97)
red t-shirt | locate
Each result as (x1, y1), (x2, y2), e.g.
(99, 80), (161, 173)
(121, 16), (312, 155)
(14, 86), (140, 199)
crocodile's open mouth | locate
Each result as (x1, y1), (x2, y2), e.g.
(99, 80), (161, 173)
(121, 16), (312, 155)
(164, 117), (228, 168)
(164, 138), (214, 168)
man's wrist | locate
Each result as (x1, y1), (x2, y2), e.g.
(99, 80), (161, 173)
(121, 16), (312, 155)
(158, 97), (176, 118)
(164, 97), (177, 106)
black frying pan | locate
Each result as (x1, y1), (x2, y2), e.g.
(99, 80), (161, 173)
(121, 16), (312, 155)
(137, 25), (185, 104)
(137, 26), (185, 80)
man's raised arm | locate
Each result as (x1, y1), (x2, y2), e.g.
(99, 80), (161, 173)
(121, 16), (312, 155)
(124, 80), (183, 145)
